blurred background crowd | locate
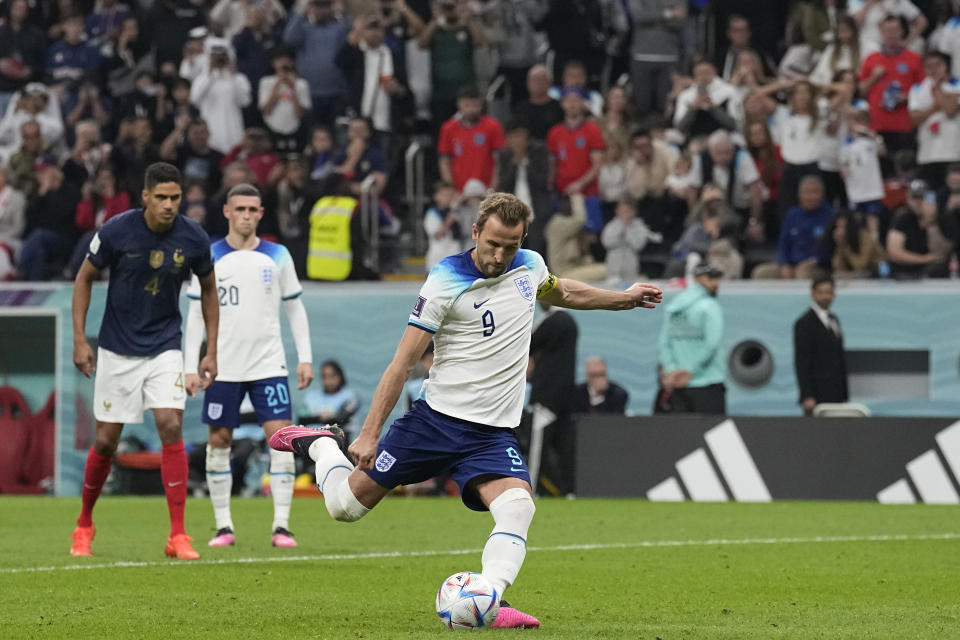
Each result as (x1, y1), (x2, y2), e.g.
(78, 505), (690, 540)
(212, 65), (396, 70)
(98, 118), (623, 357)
(1, 0), (960, 283)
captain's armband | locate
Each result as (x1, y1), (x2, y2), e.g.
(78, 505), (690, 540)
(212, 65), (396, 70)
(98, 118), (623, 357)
(536, 273), (558, 298)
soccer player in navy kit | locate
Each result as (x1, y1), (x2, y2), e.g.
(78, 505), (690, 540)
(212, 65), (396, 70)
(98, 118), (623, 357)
(71, 163), (220, 559)
(271, 193), (662, 627)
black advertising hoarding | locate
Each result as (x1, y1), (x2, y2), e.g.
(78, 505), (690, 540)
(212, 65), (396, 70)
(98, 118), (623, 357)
(575, 416), (960, 504)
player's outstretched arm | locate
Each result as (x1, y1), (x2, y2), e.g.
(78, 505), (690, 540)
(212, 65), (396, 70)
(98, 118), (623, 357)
(197, 270), (219, 389)
(72, 258), (101, 378)
(539, 277), (663, 311)
(349, 325), (434, 470)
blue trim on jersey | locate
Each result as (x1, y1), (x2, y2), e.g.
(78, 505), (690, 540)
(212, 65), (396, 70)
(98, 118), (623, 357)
(281, 291), (302, 300)
(187, 293), (201, 300)
(211, 238), (234, 263)
(254, 239), (287, 264)
(408, 320), (437, 333)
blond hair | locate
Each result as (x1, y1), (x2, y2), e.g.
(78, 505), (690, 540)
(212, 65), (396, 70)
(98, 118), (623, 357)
(475, 192), (532, 234)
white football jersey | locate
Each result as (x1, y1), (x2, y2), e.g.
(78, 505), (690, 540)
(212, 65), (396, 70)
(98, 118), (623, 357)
(839, 135), (885, 205)
(187, 239), (302, 381)
(409, 249), (553, 429)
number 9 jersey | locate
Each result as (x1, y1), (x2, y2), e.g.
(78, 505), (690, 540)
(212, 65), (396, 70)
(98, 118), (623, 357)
(408, 249), (554, 429)
(186, 239), (303, 381)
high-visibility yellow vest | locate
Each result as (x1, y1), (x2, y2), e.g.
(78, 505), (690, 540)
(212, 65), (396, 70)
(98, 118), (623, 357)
(307, 196), (356, 281)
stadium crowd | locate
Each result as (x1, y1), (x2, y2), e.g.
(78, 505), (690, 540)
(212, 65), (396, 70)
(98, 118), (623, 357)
(1, 0), (960, 281)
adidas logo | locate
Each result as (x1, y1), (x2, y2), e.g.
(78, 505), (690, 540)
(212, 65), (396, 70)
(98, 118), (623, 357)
(877, 420), (960, 505)
(647, 419), (771, 503)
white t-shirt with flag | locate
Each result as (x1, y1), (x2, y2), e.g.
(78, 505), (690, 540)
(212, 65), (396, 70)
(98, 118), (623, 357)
(408, 248), (554, 429)
(187, 238), (303, 381)
(907, 76), (960, 165)
(839, 134), (885, 205)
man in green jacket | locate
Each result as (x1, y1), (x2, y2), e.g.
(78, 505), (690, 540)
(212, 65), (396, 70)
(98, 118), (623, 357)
(657, 262), (726, 413)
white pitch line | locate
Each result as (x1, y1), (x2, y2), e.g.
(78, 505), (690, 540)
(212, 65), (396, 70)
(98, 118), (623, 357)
(2, 532), (958, 575)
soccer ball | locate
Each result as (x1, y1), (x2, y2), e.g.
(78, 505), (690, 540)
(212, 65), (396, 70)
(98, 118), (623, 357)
(435, 571), (500, 630)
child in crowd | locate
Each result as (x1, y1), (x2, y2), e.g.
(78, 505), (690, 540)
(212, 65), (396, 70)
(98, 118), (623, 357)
(601, 197), (654, 287)
(305, 126), (335, 182)
(423, 181), (462, 271)
(839, 107), (886, 238)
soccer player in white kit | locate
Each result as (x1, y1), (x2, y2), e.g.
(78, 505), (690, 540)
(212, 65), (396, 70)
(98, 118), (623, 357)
(271, 193), (662, 627)
(183, 183), (314, 548)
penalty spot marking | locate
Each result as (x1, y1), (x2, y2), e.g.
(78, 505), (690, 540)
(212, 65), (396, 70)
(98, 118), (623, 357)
(2, 532), (958, 575)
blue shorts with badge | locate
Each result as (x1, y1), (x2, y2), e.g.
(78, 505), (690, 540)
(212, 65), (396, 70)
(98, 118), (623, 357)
(202, 377), (292, 428)
(365, 400), (531, 511)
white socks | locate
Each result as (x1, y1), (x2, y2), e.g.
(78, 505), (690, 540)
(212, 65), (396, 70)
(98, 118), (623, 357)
(481, 488), (536, 596)
(206, 445), (233, 531)
(269, 449), (295, 531)
(308, 437), (368, 522)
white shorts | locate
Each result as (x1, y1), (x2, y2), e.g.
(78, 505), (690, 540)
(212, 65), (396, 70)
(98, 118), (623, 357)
(93, 348), (186, 423)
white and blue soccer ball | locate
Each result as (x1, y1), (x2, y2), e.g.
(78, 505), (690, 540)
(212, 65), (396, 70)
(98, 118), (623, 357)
(435, 571), (500, 630)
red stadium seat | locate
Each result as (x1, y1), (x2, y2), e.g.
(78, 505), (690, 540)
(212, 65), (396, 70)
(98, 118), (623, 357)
(0, 386), (43, 494)
(21, 391), (56, 491)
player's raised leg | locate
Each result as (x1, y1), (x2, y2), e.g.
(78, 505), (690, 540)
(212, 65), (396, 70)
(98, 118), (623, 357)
(153, 407), (199, 560)
(206, 425), (235, 546)
(71, 421), (124, 556)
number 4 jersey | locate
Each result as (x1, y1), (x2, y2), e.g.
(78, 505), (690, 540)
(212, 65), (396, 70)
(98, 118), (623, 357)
(408, 248), (554, 429)
(187, 239), (302, 381)
(88, 209), (212, 357)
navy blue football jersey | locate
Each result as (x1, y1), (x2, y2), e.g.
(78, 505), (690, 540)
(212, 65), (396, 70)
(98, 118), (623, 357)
(87, 209), (213, 356)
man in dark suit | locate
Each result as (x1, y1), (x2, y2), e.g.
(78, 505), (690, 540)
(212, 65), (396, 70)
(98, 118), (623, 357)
(573, 357), (629, 414)
(793, 275), (849, 416)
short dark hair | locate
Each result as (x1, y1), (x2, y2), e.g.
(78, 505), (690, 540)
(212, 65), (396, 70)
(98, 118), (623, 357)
(321, 359), (346, 389)
(924, 49), (951, 67)
(144, 162), (181, 190)
(457, 85), (482, 101)
(504, 120), (529, 133)
(226, 182), (261, 202)
(811, 274), (835, 289)
(630, 128), (652, 142)
(947, 162), (960, 175)
(476, 192), (531, 234)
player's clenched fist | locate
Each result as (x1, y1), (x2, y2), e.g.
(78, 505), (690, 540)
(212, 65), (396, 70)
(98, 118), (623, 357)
(348, 433), (379, 470)
(198, 353), (218, 390)
(73, 341), (95, 378)
(184, 373), (201, 397)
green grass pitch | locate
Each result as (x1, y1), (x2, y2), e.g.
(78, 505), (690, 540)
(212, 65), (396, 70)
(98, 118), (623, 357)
(1, 496), (958, 639)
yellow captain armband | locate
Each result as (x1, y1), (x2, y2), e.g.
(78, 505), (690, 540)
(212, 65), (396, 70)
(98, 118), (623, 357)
(536, 273), (558, 298)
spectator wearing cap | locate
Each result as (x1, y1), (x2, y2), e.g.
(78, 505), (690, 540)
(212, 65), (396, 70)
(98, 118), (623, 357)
(858, 15), (924, 155)
(437, 86), (504, 192)
(0, 82), (64, 160)
(839, 107), (885, 237)
(656, 262), (726, 414)
(417, 0), (485, 125)
(336, 14), (410, 147)
(259, 48), (311, 153)
(283, 0), (351, 128)
(17, 161), (81, 280)
(886, 180), (952, 279)
(0, 0), (46, 117)
(513, 64), (564, 142)
(673, 58), (739, 141)
(769, 175), (834, 279)
(908, 50), (960, 188)
(189, 39), (252, 154)
(547, 87), (605, 230)
(573, 356), (629, 415)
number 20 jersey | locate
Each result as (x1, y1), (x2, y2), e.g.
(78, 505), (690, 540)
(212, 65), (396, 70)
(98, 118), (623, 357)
(408, 249), (551, 429)
(187, 239), (302, 382)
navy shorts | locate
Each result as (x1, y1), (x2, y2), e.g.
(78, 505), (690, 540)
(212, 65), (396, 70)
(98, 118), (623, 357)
(365, 400), (531, 511)
(202, 377), (292, 428)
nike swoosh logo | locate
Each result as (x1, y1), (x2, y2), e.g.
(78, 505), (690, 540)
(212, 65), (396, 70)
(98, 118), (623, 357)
(83, 484), (98, 490)
(473, 299), (491, 309)
(167, 481), (184, 487)
(273, 408), (286, 414)
(218, 275), (232, 281)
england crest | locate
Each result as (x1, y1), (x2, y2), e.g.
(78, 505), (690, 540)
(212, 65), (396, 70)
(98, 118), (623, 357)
(514, 275), (534, 301)
(375, 450), (397, 472)
(208, 403), (223, 420)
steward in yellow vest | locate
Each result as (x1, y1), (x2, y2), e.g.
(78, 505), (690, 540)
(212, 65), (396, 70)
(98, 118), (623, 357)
(307, 195), (357, 281)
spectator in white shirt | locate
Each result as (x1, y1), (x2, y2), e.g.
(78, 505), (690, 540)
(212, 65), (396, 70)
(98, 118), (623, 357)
(189, 40), (252, 154)
(848, 0), (927, 54)
(809, 15), (862, 87)
(259, 48), (312, 153)
(908, 50), (960, 187)
(602, 197), (653, 287)
(673, 59), (739, 142)
(933, 16), (960, 78)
